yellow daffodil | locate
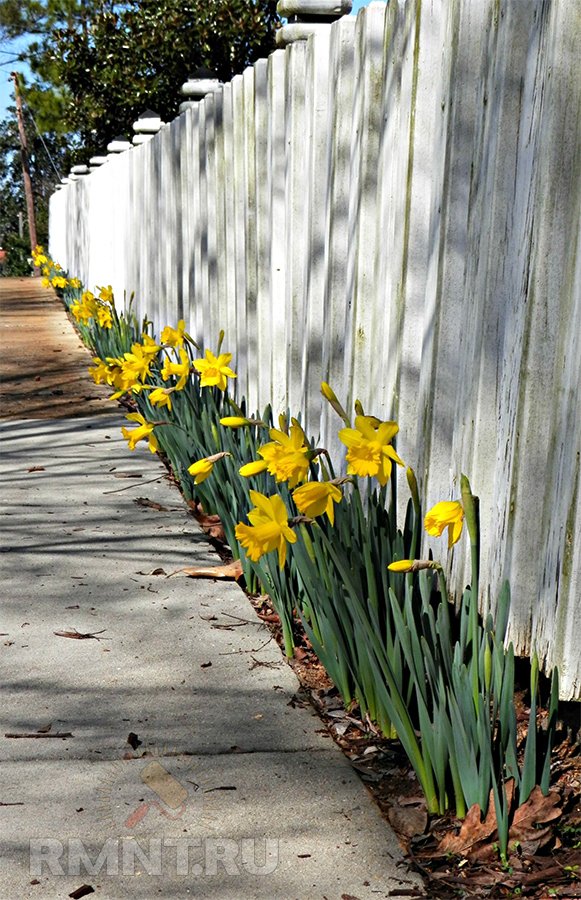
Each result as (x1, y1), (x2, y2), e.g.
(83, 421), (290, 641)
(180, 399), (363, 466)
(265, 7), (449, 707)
(161, 320), (186, 348)
(121, 413), (158, 453)
(187, 452), (230, 485)
(98, 285), (114, 304)
(140, 335), (161, 355)
(104, 356), (137, 399)
(338, 415), (404, 485)
(424, 500), (464, 548)
(292, 481), (343, 525)
(388, 560), (415, 573)
(81, 290), (95, 304)
(388, 559), (438, 573)
(70, 298), (97, 324)
(320, 381), (350, 425)
(41, 277), (50, 288)
(235, 490), (297, 569)
(122, 340), (160, 383)
(187, 459), (214, 484)
(41, 265), (50, 276)
(161, 347), (191, 391)
(239, 460), (269, 477)
(220, 416), (254, 428)
(51, 275), (67, 289)
(96, 305), (113, 329)
(145, 386), (174, 411)
(193, 350), (237, 391)
(69, 277), (81, 290)
(239, 423), (312, 488)
(32, 249), (48, 266)
(88, 357), (111, 385)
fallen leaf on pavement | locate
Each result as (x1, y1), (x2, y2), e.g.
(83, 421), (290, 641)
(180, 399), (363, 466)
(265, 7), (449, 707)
(256, 611), (280, 624)
(54, 629), (108, 641)
(127, 732), (142, 750)
(36, 723), (52, 733)
(168, 560), (243, 581)
(113, 472), (142, 479)
(133, 497), (168, 512)
(69, 886), (95, 899)
(136, 568), (167, 576)
(27, 466), (45, 473)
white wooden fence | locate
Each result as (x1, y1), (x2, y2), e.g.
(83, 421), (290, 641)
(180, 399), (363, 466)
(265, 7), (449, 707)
(49, 0), (581, 699)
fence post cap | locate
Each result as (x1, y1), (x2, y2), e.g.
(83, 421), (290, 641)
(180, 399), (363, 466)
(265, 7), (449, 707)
(132, 133), (155, 145)
(277, 0), (351, 16)
(276, 21), (340, 45)
(133, 109), (163, 133)
(180, 67), (223, 104)
(106, 135), (132, 153)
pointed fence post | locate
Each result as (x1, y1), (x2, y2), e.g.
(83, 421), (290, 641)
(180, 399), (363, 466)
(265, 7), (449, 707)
(276, 0), (352, 45)
(106, 135), (132, 160)
(132, 109), (164, 145)
(179, 66), (223, 113)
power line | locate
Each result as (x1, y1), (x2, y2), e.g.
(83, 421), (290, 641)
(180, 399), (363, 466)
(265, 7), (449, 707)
(25, 100), (63, 181)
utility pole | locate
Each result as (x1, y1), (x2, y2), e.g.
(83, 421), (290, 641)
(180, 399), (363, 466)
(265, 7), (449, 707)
(11, 72), (39, 273)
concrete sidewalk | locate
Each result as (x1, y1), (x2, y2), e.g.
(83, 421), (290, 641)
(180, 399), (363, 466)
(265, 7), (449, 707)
(0, 280), (421, 899)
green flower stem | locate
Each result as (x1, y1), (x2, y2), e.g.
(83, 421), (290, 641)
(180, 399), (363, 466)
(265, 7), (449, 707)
(406, 467), (421, 591)
(461, 474), (481, 709)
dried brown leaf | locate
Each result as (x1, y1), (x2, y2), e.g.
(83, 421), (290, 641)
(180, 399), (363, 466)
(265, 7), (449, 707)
(127, 732), (142, 750)
(68, 885), (95, 899)
(438, 795), (498, 856)
(388, 803), (428, 838)
(169, 560), (243, 581)
(509, 787), (561, 844)
(133, 497), (168, 512)
(54, 629), (108, 641)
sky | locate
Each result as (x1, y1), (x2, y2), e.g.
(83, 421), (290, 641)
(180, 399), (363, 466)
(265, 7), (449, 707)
(0, 0), (382, 122)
